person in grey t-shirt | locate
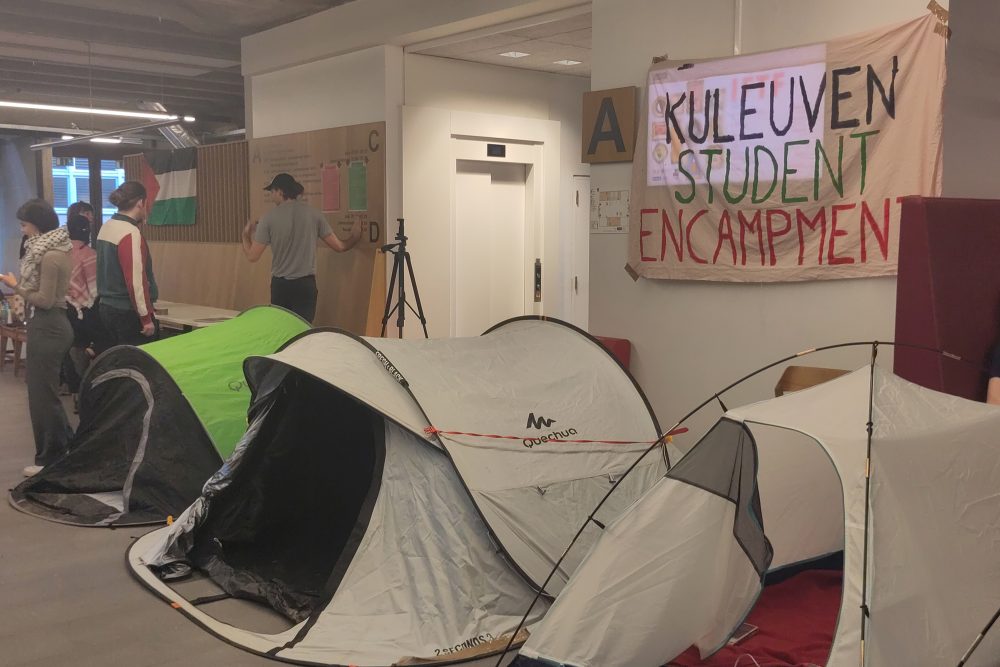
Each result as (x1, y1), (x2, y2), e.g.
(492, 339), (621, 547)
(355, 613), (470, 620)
(242, 173), (361, 322)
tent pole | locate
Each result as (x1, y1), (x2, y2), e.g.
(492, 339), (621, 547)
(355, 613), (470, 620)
(859, 341), (878, 665)
(497, 340), (985, 667)
(956, 604), (1000, 666)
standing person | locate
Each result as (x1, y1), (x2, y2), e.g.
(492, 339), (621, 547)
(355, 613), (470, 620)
(66, 201), (97, 246)
(0, 199), (74, 476)
(63, 214), (105, 402)
(241, 172), (362, 323)
(97, 181), (159, 346)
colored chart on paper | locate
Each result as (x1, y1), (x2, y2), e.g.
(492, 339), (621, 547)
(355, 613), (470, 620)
(349, 160), (367, 211)
(322, 164), (341, 211)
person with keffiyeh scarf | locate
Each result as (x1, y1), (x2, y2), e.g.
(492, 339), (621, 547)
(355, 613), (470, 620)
(61, 214), (109, 400)
(1, 199), (75, 477)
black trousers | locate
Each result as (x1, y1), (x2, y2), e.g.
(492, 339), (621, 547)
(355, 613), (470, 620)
(27, 308), (74, 465)
(271, 275), (318, 323)
(99, 303), (159, 349)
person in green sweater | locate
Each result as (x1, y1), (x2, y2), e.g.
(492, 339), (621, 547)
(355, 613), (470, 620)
(96, 181), (159, 347)
(1, 199), (74, 476)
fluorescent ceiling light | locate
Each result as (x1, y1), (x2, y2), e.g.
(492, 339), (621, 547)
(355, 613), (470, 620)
(553, 59), (582, 66)
(183, 115), (196, 123)
(61, 134), (74, 140)
(90, 137), (122, 144)
(500, 51), (530, 58)
(0, 100), (176, 120)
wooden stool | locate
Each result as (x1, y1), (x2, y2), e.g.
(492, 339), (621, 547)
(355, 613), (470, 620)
(0, 323), (27, 378)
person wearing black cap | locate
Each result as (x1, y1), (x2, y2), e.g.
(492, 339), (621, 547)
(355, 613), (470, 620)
(242, 172), (361, 323)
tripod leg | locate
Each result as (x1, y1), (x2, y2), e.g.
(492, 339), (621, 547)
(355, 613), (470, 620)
(381, 251), (401, 337)
(403, 252), (430, 338)
(396, 244), (406, 339)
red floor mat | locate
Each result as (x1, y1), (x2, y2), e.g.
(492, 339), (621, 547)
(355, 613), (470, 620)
(669, 569), (842, 667)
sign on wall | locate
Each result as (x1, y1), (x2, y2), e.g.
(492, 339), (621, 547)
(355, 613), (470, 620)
(628, 14), (946, 282)
(582, 87), (638, 163)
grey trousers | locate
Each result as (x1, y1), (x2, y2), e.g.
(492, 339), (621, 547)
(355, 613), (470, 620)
(27, 307), (74, 466)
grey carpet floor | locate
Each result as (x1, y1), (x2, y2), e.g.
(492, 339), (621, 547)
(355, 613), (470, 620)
(0, 368), (275, 666)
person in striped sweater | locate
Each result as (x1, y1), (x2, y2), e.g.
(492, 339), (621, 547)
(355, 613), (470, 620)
(96, 181), (159, 346)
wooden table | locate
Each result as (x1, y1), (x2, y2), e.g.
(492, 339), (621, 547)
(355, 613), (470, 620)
(0, 323), (27, 378)
(154, 301), (241, 332)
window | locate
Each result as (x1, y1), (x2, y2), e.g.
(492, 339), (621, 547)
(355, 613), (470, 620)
(51, 156), (125, 224)
(53, 177), (69, 209)
(100, 164), (126, 220)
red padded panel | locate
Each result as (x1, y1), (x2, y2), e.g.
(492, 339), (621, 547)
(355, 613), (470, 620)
(894, 196), (1000, 400)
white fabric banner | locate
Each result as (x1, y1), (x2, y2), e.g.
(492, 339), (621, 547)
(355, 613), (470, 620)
(629, 14), (946, 282)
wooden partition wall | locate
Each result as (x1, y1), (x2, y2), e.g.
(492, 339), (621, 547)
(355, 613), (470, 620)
(124, 126), (386, 335)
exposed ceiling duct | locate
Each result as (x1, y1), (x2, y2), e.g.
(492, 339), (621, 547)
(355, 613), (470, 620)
(139, 100), (199, 148)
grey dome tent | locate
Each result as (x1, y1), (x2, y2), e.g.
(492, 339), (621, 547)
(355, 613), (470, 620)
(9, 306), (309, 527)
(127, 317), (667, 666)
(518, 364), (1000, 667)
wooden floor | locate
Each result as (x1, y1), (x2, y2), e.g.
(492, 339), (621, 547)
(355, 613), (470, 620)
(0, 368), (274, 666)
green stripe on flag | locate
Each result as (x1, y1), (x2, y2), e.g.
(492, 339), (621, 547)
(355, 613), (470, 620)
(148, 196), (196, 226)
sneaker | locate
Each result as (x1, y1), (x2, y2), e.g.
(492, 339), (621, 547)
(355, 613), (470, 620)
(22, 465), (43, 477)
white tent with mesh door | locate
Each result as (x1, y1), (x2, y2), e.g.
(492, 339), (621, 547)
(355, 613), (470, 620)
(127, 317), (671, 666)
(518, 365), (1000, 667)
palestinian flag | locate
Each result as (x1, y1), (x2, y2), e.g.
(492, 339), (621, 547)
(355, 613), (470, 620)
(141, 148), (197, 226)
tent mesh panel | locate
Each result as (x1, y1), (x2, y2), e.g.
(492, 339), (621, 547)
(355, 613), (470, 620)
(667, 418), (774, 576)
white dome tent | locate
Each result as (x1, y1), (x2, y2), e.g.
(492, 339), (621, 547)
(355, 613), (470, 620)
(521, 343), (1000, 667)
(517, 345), (1000, 667)
(127, 317), (671, 666)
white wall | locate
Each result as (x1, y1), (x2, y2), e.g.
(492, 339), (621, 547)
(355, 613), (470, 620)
(590, 0), (946, 442)
(405, 54), (590, 329)
(248, 46), (390, 138)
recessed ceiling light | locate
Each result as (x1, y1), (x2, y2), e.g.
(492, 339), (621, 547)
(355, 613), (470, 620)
(553, 59), (583, 66)
(500, 51), (530, 58)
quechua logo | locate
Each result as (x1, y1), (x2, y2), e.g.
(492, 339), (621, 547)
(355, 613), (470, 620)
(526, 412), (556, 429)
(524, 412), (577, 448)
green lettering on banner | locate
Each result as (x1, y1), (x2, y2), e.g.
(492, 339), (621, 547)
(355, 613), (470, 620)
(674, 150), (696, 204)
(781, 139), (809, 204)
(723, 147), (749, 204)
(814, 137), (845, 200)
(700, 149), (723, 204)
(751, 145), (778, 204)
(850, 130), (880, 195)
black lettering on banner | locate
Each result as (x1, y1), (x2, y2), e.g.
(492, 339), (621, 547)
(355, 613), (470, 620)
(799, 74), (826, 132)
(830, 66), (861, 129)
(866, 55), (898, 124)
(739, 82), (765, 141)
(587, 97), (626, 155)
(665, 91), (687, 143)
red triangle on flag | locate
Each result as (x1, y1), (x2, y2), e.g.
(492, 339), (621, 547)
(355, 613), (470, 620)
(141, 156), (160, 210)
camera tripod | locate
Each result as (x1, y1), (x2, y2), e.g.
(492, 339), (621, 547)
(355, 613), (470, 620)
(381, 218), (429, 338)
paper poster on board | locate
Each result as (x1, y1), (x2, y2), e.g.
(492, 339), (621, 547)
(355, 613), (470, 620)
(629, 14), (946, 282)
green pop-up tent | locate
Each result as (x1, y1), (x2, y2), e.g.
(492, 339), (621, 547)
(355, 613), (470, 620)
(9, 305), (309, 527)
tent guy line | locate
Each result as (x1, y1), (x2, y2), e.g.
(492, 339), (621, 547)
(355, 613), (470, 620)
(423, 425), (689, 448)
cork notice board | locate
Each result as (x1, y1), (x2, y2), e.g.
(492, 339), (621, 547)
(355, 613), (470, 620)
(247, 122), (386, 334)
